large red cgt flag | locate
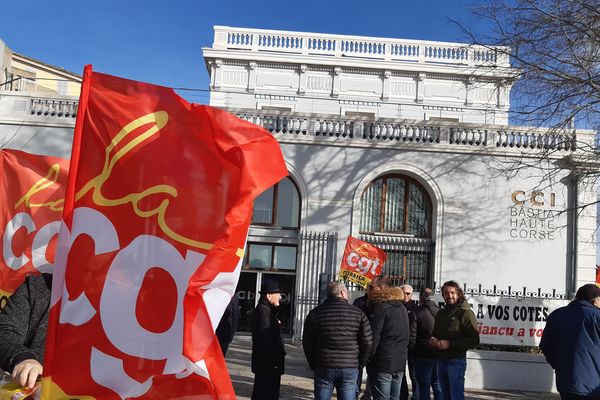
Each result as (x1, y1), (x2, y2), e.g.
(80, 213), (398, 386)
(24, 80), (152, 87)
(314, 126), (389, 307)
(42, 66), (288, 399)
(0, 150), (68, 299)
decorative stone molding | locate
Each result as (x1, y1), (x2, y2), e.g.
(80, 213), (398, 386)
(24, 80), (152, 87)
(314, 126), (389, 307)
(416, 73), (426, 103)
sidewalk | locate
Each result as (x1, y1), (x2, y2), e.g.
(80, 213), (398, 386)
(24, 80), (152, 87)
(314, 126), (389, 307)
(224, 337), (559, 400)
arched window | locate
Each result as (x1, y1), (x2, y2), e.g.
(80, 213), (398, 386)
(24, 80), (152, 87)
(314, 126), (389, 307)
(252, 177), (300, 228)
(359, 174), (434, 290)
(360, 174), (431, 236)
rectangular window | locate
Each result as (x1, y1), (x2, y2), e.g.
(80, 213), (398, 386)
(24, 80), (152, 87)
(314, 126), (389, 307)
(245, 243), (297, 271)
(247, 244), (272, 269)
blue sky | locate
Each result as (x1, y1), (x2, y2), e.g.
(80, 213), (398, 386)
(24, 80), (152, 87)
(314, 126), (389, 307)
(0, 0), (479, 103)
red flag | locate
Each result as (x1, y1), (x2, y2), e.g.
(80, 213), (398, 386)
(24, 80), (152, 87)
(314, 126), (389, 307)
(42, 66), (288, 399)
(0, 150), (68, 298)
(596, 265), (600, 287)
(338, 236), (386, 288)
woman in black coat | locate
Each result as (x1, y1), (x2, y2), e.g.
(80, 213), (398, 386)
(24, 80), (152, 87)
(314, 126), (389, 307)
(367, 277), (410, 400)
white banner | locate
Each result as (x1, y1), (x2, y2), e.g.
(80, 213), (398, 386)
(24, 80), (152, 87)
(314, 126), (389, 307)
(430, 295), (569, 346)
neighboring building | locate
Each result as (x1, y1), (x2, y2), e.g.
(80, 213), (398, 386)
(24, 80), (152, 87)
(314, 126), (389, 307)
(202, 26), (597, 340)
(0, 39), (80, 158)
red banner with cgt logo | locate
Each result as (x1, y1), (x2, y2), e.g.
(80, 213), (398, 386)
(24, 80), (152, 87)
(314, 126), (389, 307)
(338, 236), (386, 288)
(0, 150), (68, 300)
(41, 66), (288, 399)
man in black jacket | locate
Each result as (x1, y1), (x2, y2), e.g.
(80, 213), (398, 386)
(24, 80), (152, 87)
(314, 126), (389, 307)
(0, 273), (51, 389)
(251, 280), (286, 400)
(409, 288), (441, 400)
(303, 281), (373, 400)
(367, 276), (410, 400)
(216, 294), (239, 356)
(400, 284), (419, 400)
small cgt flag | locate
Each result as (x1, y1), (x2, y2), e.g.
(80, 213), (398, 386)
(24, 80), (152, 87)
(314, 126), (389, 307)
(41, 66), (288, 399)
(338, 236), (386, 289)
(0, 150), (68, 298)
(596, 265), (600, 287)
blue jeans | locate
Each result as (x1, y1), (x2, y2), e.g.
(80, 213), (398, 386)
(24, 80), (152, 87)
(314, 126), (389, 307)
(415, 358), (442, 400)
(437, 358), (467, 400)
(314, 367), (359, 400)
(368, 370), (404, 400)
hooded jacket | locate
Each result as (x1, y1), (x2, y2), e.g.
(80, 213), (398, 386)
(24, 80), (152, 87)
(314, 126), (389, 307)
(366, 287), (410, 373)
(540, 300), (600, 397)
(432, 300), (479, 360)
(409, 299), (440, 359)
(302, 296), (373, 370)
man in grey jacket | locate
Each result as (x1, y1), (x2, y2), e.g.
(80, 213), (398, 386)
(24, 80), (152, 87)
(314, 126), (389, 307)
(0, 273), (51, 389)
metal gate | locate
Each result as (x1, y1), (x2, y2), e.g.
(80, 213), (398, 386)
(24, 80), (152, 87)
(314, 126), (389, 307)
(293, 231), (337, 340)
(359, 234), (434, 291)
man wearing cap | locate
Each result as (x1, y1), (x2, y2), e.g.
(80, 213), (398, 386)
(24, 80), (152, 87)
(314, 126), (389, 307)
(540, 284), (600, 400)
(251, 279), (286, 400)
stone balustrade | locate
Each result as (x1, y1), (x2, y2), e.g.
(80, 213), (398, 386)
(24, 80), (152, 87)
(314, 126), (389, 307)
(30, 98), (78, 118)
(213, 26), (511, 68)
(234, 109), (593, 154)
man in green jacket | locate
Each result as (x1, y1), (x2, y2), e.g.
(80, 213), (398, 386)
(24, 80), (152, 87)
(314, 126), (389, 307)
(429, 281), (479, 400)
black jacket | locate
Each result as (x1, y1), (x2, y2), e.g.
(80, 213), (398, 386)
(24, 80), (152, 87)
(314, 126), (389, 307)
(251, 297), (285, 375)
(216, 295), (239, 351)
(367, 287), (410, 373)
(0, 274), (51, 372)
(409, 300), (439, 359)
(303, 297), (373, 370)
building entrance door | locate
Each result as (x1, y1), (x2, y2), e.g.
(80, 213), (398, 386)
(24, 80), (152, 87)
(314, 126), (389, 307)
(236, 271), (296, 336)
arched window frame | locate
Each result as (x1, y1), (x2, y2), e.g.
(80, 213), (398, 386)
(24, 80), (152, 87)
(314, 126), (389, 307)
(251, 176), (301, 230)
(359, 174), (432, 237)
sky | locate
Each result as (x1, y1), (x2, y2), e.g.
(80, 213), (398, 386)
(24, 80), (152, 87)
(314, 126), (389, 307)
(0, 0), (481, 104)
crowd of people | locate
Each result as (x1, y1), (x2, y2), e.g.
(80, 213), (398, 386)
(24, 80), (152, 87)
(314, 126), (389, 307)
(1, 273), (599, 400)
(251, 276), (481, 400)
(250, 278), (600, 400)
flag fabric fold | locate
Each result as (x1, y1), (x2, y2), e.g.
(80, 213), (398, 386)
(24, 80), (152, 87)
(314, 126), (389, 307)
(42, 65), (287, 399)
(0, 149), (68, 298)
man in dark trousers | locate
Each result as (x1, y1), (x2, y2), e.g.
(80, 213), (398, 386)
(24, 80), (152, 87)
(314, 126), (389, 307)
(540, 284), (600, 400)
(216, 294), (239, 356)
(354, 286), (372, 400)
(429, 281), (479, 400)
(303, 281), (373, 400)
(410, 288), (441, 400)
(400, 284), (419, 400)
(251, 279), (286, 400)
(0, 274), (51, 389)
(367, 276), (410, 400)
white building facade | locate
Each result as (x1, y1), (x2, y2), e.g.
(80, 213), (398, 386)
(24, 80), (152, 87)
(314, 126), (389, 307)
(202, 26), (597, 345)
(0, 39), (80, 159)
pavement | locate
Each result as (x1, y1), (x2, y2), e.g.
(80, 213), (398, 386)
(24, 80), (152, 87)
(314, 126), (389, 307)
(224, 337), (559, 400)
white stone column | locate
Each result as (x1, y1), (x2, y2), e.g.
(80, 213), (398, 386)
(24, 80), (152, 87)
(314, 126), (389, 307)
(247, 61), (257, 93)
(298, 64), (307, 96)
(498, 80), (508, 108)
(416, 73), (426, 103)
(332, 67), (341, 98)
(465, 77), (475, 106)
(381, 70), (391, 101)
(212, 59), (223, 89)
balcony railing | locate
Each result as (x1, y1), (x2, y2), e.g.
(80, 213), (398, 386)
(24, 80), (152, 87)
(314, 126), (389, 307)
(30, 98), (78, 118)
(234, 109), (591, 153)
(212, 26), (511, 68)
